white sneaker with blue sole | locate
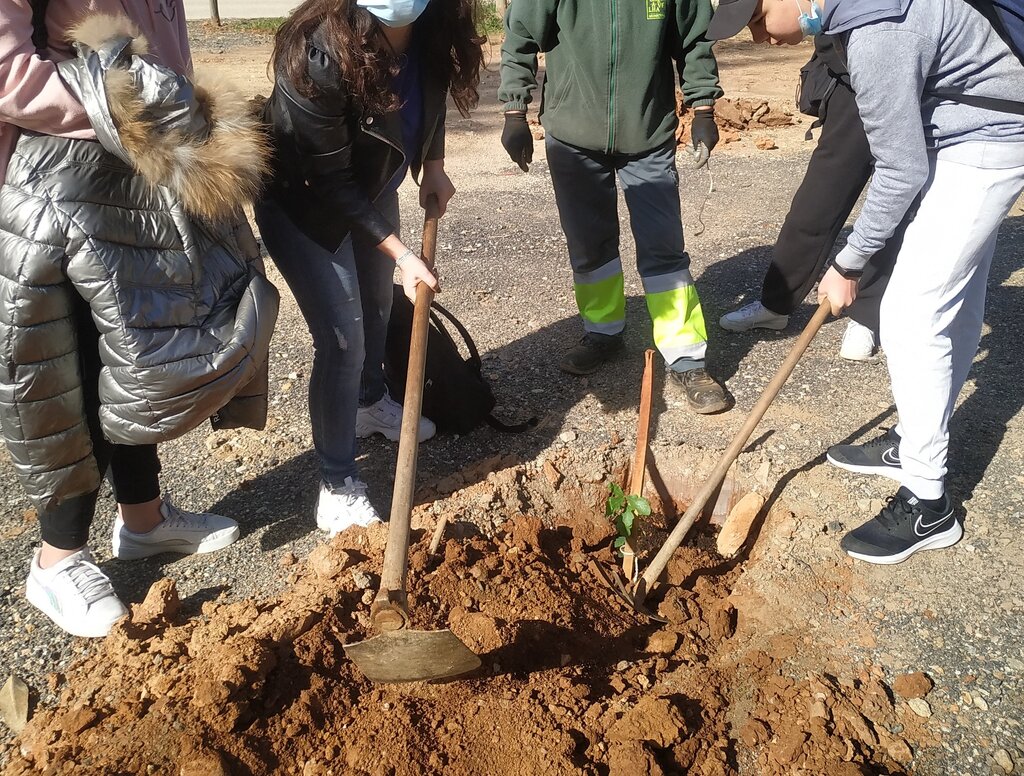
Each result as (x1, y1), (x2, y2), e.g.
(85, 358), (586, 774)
(26, 548), (128, 638)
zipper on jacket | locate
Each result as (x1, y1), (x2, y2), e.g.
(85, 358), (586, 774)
(362, 117), (407, 200)
(607, 0), (618, 153)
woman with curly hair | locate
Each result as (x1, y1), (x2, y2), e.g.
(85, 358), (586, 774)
(256, 0), (484, 534)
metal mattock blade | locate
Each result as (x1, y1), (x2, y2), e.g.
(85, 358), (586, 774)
(344, 629), (482, 684)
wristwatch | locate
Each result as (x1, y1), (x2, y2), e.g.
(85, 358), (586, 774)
(831, 260), (864, 280)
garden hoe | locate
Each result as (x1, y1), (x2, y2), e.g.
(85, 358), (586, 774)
(597, 301), (832, 621)
(344, 196), (482, 683)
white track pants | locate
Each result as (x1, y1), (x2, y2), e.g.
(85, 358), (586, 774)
(880, 141), (1024, 500)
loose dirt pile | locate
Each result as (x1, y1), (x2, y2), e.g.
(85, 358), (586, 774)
(524, 95), (796, 149)
(5, 453), (921, 775)
(677, 95), (796, 147)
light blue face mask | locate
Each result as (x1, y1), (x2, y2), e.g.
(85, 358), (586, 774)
(795, 0), (823, 36)
(356, 0), (431, 27)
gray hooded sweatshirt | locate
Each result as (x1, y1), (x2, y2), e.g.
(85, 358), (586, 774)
(824, 0), (1024, 272)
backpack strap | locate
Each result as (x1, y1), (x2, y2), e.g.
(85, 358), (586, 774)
(929, 1), (1024, 115)
(30, 0), (51, 51)
(930, 90), (1024, 116)
(429, 299), (483, 371)
(428, 299), (538, 433)
(485, 413), (538, 433)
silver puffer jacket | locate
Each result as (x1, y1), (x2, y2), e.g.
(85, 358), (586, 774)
(0, 15), (279, 510)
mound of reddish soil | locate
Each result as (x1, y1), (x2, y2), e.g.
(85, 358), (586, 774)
(4, 454), (918, 775)
(677, 95), (796, 147)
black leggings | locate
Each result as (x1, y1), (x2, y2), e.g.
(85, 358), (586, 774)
(38, 299), (161, 550)
(761, 76), (903, 332)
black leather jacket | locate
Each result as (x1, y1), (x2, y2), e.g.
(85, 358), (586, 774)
(261, 25), (447, 252)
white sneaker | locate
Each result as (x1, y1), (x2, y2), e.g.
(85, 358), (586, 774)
(112, 499), (240, 560)
(719, 301), (790, 332)
(355, 391), (436, 443)
(26, 548), (128, 638)
(316, 478), (382, 536)
(840, 319), (879, 362)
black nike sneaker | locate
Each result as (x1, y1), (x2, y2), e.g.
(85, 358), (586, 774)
(827, 427), (902, 481)
(841, 487), (962, 564)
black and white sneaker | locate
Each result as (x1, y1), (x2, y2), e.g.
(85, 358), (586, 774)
(827, 427), (902, 481)
(841, 487), (962, 565)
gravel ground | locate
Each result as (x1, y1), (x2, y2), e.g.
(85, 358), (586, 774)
(2, 31), (1023, 775)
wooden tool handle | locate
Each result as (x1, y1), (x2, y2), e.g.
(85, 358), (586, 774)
(634, 301), (832, 605)
(622, 349), (656, 578)
(372, 194), (441, 631)
(629, 349), (656, 497)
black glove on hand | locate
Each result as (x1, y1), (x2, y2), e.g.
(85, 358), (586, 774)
(690, 110), (720, 155)
(501, 112), (534, 172)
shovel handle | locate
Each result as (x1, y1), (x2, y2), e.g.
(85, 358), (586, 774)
(633, 300), (832, 606)
(372, 194), (441, 632)
(622, 349), (656, 576)
(629, 349), (656, 497)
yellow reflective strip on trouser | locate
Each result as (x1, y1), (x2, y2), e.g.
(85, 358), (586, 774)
(645, 283), (708, 362)
(574, 272), (626, 335)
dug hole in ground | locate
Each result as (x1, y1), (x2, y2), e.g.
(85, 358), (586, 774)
(4, 446), (927, 776)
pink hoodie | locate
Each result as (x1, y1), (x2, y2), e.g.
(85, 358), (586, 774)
(0, 0), (191, 183)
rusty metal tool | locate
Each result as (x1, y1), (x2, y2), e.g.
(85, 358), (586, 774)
(344, 196), (481, 683)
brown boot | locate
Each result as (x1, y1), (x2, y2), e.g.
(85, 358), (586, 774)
(668, 368), (730, 414)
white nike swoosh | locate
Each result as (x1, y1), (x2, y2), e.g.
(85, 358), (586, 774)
(881, 448), (901, 466)
(914, 513), (950, 536)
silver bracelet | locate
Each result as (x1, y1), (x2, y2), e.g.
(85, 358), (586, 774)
(395, 248), (416, 267)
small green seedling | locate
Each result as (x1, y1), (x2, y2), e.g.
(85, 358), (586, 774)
(606, 482), (651, 555)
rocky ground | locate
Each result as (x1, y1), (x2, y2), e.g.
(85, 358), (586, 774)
(1, 26), (1023, 776)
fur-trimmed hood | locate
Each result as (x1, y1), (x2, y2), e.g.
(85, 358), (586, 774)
(57, 14), (268, 222)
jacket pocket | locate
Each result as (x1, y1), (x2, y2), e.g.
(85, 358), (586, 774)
(543, 61), (580, 112)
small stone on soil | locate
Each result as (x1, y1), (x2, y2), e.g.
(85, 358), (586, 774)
(993, 748), (1015, 774)
(0, 675), (29, 732)
(907, 698), (932, 718)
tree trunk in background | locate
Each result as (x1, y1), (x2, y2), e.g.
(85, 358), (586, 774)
(495, 0), (508, 17)
(209, 0), (221, 25)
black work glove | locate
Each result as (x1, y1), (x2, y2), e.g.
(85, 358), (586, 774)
(501, 111), (534, 172)
(689, 109), (719, 168)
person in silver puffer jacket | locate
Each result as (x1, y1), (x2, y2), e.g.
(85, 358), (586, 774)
(0, 9), (279, 639)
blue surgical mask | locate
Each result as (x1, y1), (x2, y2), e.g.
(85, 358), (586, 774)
(795, 0), (823, 36)
(356, 0), (431, 27)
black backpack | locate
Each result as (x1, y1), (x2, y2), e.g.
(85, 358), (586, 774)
(795, 36), (846, 139)
(384, 286), (535, 435)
